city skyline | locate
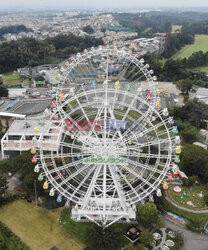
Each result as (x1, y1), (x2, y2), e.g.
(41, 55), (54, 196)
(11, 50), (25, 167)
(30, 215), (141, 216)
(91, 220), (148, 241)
(1, 0), (208, 8)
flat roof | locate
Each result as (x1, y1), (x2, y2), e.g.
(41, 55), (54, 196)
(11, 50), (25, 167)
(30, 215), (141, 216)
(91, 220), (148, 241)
(7, 119), (55, 135)
(196, 87), (208, 97)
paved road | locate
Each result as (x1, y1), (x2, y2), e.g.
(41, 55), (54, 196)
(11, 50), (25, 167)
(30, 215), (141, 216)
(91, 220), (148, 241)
(164, 218), (208, 250)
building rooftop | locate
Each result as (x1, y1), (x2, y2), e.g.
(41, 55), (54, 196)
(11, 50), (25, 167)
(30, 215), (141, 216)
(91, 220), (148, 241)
(7, 119), (51, 135)
(196, 87), (208, 97)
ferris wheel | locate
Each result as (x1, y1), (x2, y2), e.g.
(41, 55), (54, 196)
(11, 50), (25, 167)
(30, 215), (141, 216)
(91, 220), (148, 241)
(32, 47), (180, 228)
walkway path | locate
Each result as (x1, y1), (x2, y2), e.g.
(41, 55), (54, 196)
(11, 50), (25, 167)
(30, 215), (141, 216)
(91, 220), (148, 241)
(163, 217), (208, 250)
(153, 228), (167, 249)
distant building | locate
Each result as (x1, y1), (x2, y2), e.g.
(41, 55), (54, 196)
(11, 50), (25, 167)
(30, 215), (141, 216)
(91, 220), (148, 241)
(199, 129), (208, 141)
(106, 26), (133, 32)
(195, 87), (208, 105)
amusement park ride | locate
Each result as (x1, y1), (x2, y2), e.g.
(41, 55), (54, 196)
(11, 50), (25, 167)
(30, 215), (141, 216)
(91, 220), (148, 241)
(31, 47), (181, 228)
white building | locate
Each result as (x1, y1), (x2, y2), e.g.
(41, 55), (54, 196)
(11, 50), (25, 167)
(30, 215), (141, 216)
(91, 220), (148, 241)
(195, 88), (208, 105)
(1, 118), (63, 159)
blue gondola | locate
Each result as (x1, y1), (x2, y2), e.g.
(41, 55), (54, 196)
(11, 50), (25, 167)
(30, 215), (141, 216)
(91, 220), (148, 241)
(57, 194), (62, 203)
(76, 153), (82, 159)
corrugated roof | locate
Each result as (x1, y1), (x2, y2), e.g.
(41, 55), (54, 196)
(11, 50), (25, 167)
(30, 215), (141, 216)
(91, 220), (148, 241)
(196, 87), (208, 97)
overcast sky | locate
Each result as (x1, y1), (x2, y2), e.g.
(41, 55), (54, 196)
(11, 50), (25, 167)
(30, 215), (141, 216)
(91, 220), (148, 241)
(0, 0), (208, 8)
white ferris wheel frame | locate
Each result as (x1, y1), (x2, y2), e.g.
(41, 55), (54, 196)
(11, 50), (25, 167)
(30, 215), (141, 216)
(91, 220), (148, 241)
(36, 47), (177, 228)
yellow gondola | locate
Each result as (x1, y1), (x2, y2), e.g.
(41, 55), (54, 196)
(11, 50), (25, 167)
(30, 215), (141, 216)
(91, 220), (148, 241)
(34, 126), (39, 135)
(115, 81), (120, 89)
(176, 145), (181, 154)
(59, 93), (65, 102)
(163, 181), (168, 190)
(43, 181), (48, 189)
(31, 146), (36, 154)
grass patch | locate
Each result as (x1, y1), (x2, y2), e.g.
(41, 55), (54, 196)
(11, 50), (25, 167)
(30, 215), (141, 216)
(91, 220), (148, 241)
(0, 200), (84, 250)
(2, 73), (22, 85)
(173, 34), (208, 59)
(0, 221), (30, 249)
(60, 208), (92, 243)
(60, 208), (131, 247)
(168, 184), (208, 209)
(192, 66), (208, 75)
(172, 25), (182, 32)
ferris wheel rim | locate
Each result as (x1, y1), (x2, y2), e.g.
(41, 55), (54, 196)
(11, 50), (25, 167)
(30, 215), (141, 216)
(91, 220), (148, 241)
(38, 86), (174, 205)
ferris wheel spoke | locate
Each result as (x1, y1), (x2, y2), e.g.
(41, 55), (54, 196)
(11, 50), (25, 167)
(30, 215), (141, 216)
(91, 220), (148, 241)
(116, 167), (142, 201)
(124, 158), (164, 175)
(121, 164), (157, 188)
(107, 107), (125, 143)
(66, 165), (96, 200)
(82, 103), (105, 146)
(121, 152), (170, 160)
(114, 108), (152, 144)
(58, 141), (83, 150)
(81, 164), (103, 210)
(41, 152), (91, 160)
(108, 92), (139, 143)
(55, 163), (95, 187)
(44, 158), (83, 174)
(125, 138), (171, 149)
(56, 106), (89, 139)
(107, 165), (128, 212)
(37, 48), (174, 228)
(121, 117), (169, 145)
(122, 94), (138, 122)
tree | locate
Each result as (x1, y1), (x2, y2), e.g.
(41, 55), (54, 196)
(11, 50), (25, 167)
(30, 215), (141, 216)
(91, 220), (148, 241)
(83, 25), (94, 34)
(139, 231), (154, 246)
(182, 99), (208, 128)
(156, 218), (165, 229)
(24, 173), (42, 196)
(180, 144), (208, 183)
(0, 230), (5, 249)
(84, 225), (121, 250)
(186, 217), (204, 231)
(176, 79), (193, 95)
(137, 202), (159, 228)
(0, 77), (8, 97)
(169, 99), (208, 129)
(0, 85), (8, 97)
(182, 178), (193, 187)
(135, 244), (146, 250)
(204, 193), (208, 205)
(0, 173), (8, 202)
(126, 243), (146, 250)
(181, 126), (198, 143)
